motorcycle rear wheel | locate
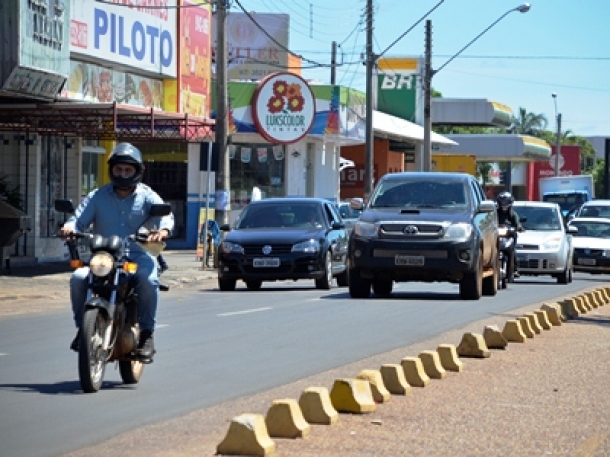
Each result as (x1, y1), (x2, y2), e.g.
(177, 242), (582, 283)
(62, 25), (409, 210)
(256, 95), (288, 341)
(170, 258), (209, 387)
(79, 309), (108, 393)
(119, 360), (144, 384)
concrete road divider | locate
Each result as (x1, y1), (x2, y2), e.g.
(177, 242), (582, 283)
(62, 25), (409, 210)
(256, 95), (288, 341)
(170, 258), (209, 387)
(418, 350), (447, 380)
(216, 413), (276, 456)
(400, 357), (431, 387)
(330, 378), (376, 414)
(540, 303), (563, 325)
(356, 369), (391, 403)
(265, 399), (311, 439)
(379, 364), (412, 395)
(298, 387), (338, 425)
(533, 310), (552, 330)
(456, 332), (491, 358)
(436, 344), (464, 372)
(517, 316), (536, 338)
(483, 325), (508, 349)
(502, 320), (527, 342)
(524, 312), (543, 334)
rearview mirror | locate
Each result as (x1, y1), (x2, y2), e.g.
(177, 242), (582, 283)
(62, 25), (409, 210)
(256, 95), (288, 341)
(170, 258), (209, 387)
(149, 203), (172, 217)
(54, 199), (75, 214)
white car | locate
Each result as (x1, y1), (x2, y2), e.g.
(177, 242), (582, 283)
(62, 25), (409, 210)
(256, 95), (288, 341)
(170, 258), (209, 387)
(512, 201), (576, 284)
(567, 217), (610, 274)
(573, 200), (610, 219)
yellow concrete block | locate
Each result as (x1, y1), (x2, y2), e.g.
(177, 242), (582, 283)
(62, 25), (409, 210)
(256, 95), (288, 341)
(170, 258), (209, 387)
(265, 399), (311, 439)
(517, 316), (535, 338)
(418, 350), (447, 379)
(298, 387), (338, 425)
(379, 364), (412, 395)
(456, 332), (491, 358)
(594, 290), (605, 306)
(524, 312), (543, 334)
(541, 303), (563, 326)
(587, 291), (600, 308)
(483, 325), (508, 349)
(560, 298), (582, 318)
(217, 413), (276, 456)
(576, 295), (592, 311)
(502, 320), (527, 343)
(437, 344), (464, 372)
(401, 357), (431, 387)
(330, 378), (376, 414)
(357, 369), (391, 403)
(598, 287), (609, 305)
(534, 310), (552, 330)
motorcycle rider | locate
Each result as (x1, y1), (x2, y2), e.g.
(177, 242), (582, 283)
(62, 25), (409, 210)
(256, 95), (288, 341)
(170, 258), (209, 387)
(59, 142), (174, 362)
(496, 191), (523, 279)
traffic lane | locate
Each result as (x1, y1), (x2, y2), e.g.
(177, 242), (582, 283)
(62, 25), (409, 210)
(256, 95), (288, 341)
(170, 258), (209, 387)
(0, 275), (602, 457)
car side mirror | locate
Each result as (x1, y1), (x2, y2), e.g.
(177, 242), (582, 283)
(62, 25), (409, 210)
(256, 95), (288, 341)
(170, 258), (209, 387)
(567, 225), (578, 234)
(54, 198), (75, 214)
(220, 224), (231, 232)
(149, 203), (172, 217)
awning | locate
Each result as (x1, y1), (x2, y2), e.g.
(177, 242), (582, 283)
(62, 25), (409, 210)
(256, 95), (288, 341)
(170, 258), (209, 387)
(0, 101), (215, 143)
(432, 99), (513, 127)
(372, 110), (458, 146)
(434, 134), (551, 162)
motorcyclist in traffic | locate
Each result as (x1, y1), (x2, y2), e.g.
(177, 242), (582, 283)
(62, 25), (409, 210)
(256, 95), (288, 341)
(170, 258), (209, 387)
(496, 191), (523, 278)
(59, 142), (174, 362)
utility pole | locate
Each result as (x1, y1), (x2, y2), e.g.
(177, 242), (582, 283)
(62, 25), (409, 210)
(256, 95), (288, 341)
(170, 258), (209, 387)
(215, 0), (230, 226)
(422, 20), (433, 172)
(554, 113), (562, 177)
(330, 41), (337, 85)
(364, 0), (374, 198)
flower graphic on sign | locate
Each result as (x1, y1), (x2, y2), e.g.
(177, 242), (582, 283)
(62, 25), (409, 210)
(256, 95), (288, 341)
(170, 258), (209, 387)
(266, 79), (306, 114)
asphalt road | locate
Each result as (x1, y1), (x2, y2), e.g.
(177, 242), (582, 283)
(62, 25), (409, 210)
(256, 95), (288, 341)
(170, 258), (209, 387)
(0, 274), (602, 457)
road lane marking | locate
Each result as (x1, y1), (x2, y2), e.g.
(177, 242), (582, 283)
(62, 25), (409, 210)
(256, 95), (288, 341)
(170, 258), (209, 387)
(218, 307), (271, 317)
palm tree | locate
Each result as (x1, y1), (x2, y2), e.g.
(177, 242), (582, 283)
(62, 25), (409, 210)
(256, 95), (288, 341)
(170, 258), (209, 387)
(508, 107), (548, 137)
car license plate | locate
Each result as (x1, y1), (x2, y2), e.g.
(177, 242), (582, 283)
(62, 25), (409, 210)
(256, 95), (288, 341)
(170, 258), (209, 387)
(253, 257), (280, 268)
(395, 255), (424, 266)
(578, 258), (596, 266)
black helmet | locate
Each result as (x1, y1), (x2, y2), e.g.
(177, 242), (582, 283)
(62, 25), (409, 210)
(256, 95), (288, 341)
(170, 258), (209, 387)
(497, 191), (514, 211)
(107, 142), (144, 189)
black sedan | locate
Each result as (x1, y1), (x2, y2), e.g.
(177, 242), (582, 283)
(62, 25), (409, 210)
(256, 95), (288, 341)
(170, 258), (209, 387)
(217, 198), (349, 291)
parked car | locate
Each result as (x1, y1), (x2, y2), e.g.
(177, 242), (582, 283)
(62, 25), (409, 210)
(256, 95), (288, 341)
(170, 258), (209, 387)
(512, 201), (576, 284)
(567, 217), (610, 274)
(217, 198), (349, 291)
(347, 172), (499, 300)
(337, 200), (362, 232)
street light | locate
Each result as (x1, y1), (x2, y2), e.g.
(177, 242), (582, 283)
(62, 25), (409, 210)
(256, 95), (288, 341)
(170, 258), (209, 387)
(422, 3), (531, 171)
(552, 92), (562, 176)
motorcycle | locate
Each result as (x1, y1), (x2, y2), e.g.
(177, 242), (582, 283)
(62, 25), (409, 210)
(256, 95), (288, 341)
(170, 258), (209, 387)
(55, 199), (171, 393)
(498, 224), (518, 289)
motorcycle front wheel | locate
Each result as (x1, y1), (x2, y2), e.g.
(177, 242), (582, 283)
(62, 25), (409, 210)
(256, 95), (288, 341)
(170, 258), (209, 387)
(119, 359), (144, 384)
(79, 308), (109, 393)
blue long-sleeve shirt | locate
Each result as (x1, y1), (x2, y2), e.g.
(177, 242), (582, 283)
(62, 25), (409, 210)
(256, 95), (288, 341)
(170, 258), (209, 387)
(63, 183), (175, 255)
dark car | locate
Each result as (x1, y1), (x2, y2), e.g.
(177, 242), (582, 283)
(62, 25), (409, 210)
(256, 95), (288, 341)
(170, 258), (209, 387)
(337, 200), (362, 232)
(217, 198), (349, 291)
(347, 172), (499, 300)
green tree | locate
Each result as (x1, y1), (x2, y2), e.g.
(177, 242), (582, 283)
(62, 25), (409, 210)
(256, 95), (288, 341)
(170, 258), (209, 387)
(508, 107), (548, 137)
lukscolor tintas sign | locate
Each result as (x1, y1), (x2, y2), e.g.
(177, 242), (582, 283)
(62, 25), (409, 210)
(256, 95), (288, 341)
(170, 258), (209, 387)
(251, 72), (315, 144)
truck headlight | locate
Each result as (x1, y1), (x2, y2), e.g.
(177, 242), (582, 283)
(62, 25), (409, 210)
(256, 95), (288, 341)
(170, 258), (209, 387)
(220, 241), (244, 254)
(444, 223), (473, 240)
(354, 221), (379, 238)
(89, 252), (114, 277)
(292, 239), (320, 253)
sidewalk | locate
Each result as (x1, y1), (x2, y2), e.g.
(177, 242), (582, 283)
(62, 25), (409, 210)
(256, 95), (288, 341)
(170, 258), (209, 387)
(0, 250), (217, 316)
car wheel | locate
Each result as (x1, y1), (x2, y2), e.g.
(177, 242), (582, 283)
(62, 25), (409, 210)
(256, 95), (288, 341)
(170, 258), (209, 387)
(348, 266), (371, 298)
(218, 277), (237, 291)
(245, 279), (263, 291)
(460, 249), (483, 300)
(372, 278), (393, 297)
(315, 251), (333, 290)
(482, 254), (499, 296)
(557, 264), (572, 284)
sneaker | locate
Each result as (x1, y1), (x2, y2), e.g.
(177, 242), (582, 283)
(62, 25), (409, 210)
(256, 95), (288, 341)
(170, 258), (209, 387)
(137, 330), (155, 362)
(70, 329), (81, 352)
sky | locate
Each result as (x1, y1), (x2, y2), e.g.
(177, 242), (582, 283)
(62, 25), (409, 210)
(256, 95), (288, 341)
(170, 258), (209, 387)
(232, 0), (610, 140)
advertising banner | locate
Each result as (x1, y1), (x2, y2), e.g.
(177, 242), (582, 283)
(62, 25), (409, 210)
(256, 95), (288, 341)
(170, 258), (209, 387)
(213, 13), (290, 81)
(179, 0), (212, 118)
(374, 57), (422, 123)
(70, 0), (177, 78)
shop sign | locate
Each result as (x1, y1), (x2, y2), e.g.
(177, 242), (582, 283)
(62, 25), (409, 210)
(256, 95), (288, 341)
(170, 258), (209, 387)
(0, 0), (70, 99)
(252, 73), (315, 144)
(374, 57), (422, 124)
(70, 0), (177, 78)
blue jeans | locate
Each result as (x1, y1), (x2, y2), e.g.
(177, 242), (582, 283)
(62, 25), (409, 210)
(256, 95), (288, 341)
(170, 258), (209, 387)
(70, 251), (159, 332)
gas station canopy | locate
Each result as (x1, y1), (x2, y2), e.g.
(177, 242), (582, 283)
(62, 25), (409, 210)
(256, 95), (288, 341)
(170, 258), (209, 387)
(435, 134), (551, 162)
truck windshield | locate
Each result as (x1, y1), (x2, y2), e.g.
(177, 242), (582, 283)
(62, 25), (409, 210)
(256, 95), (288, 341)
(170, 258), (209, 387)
(542, 193), (584, 216)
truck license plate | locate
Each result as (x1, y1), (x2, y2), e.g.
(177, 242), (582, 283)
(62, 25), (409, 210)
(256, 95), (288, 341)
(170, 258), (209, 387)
(395, 255), (424, 266)
(253, 257), (280, 268)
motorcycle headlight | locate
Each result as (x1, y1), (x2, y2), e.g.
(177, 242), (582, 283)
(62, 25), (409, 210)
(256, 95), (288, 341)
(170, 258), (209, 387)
(444, 223), (473, 240)
(89, 252), (114, 277)
(292, 239), (320, 253)
(353, 221), (379, 238)
(220, 241), (244, 254)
